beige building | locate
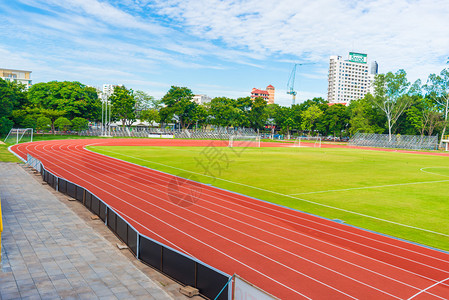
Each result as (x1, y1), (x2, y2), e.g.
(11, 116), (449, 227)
(251, 85), (275, 104)
(0, 68), (32, 89)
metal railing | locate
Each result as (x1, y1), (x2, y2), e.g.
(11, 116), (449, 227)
(349, 133), (439, 150)
(80, 127), (258, 140)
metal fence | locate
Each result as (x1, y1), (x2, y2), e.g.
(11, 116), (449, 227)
(26, 154), (231, 300)
(349, 133), (439, 150)
(80, 127), (257, 140)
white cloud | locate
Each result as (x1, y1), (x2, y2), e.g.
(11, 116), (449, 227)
(151, 0), (449, 81)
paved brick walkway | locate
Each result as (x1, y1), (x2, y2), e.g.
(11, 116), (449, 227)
(0, 162), (183, 299)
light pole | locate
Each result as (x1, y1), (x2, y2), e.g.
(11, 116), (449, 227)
(101, 93), (111, 137)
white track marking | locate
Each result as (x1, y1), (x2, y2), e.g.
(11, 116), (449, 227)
(64, 145), (440, 297)
(15, 142), (448, 298)
(407, 277), (449, 300)
(79, 144), (449, 296)
(83, 144), (449, 292)
(86, 145), (449, 267)
(89, 146), (449, 238)
(22, 142), (449, 271)
(33, 143), (342, 299)
(290, 179), (449, 195)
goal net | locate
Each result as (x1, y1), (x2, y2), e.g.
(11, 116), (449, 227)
(3, 128), (34, 144)
(228, 135), (261, 148)
(294, 136), (321, 148)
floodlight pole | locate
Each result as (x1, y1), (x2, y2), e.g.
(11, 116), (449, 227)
(31, 129), (33, 142)
(101, 94), (104, 136)
(108, 96), (111, 136)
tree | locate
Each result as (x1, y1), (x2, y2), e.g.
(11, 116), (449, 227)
(36, 116), (51, 134)
(371, 69), (411, 141)
(301, 105), (323, 135)
(0, 79), (28, 118)
(140, 109), (160, 126)
(159, 86), (197, 129)
(321, 104), (349, 137)
(406, 97), (443, 137)
(209, 97), (243, 128)
(0, 117), (13, 137)
(109, 86), (136, 128)
(27, 81), (101, 121)
(54, 117), (72, 132)
(134, 91), (161, 119)
(348, 96), (385, 135)
(40, 109), (66, 134)
(191, 104), (210, 129)
(22, 115), (37, 130)
(71, 117), (89, 132)
(424, 68), (449, 146)
(247, 97), (267, 130)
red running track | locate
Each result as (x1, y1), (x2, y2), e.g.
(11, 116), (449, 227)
(11, 139), (449, 299)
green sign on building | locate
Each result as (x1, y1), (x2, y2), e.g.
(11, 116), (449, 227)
(348, 52), (367, 64)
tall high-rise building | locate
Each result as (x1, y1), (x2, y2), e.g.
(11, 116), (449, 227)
(327, 52), (378, 104)
(0, 68), (32, 89)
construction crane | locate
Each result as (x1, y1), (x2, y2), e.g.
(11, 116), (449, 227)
(287, 63), (315, 105)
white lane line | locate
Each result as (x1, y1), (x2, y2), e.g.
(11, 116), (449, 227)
(21, 142), (449, 270)
(75, 145), (449, 298)
(33, 143), (328, 299)
(19, 142), (448, 298)
(88, 146), (449, 239)
(407, 277), (449, 300)
(86, 144), (449, 268)
(69, 145), (428, 298)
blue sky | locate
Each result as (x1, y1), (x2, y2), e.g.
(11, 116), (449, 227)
(1, 0), (448, 106)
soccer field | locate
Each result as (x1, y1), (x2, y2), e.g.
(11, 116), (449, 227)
(89, 144), (449, 251)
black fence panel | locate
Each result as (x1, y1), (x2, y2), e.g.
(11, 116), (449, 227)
(107, 209), (117, 232)
(116, 216), (128, 244)
(139, 236), (162, 270)
(99, 201), (106, 221)
(75, 186), (84, 202)
(29, 156), (231, 300)
(49, 173), (55, 188)
(58, 178), (67, 194)
(67, 182), (76, 198)
(84, 192), (92, 210)
(196, 263), (229, 300)
(127, 226), (138, 255)
(52, 175), (57, 189)
(91, 195), (100, 215)
(162, 248), (196, 287)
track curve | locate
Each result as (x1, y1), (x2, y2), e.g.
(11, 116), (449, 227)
(10, 139), (449, 299)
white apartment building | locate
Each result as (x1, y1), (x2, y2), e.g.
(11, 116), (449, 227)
(0, 68), (32, 89)
(192, 94), (212, 105)
(327, 52), (378, 104)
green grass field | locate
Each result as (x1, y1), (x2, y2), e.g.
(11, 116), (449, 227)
(85, 145), (449, 251)
(0, 143), (20, 162)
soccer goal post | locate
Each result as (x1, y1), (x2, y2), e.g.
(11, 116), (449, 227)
(297, 136), (322, 148)
(3, 128), (33, 144)
(228, 135), (261, 148)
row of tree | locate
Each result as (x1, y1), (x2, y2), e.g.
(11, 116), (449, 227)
(1, 67), (448, 143)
